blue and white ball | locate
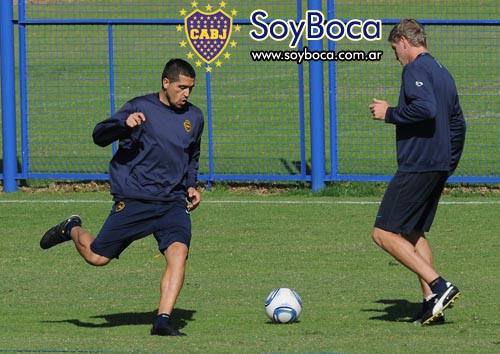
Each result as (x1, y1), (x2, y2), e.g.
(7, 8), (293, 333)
(265, 287), (303, 323)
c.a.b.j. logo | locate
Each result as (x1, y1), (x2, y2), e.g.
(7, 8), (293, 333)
(185, 8), (232, 64)
(178, 3), (239, 71)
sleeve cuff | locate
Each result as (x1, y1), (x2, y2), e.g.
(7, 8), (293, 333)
(385, 107), (394, 123)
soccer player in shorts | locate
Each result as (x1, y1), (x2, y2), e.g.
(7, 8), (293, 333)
(40, 58), (204, 336)
(369, 19), (466, 326)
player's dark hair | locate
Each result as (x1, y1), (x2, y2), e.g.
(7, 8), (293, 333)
(388, 19), (427, 48)
(161, 58), (196, 83)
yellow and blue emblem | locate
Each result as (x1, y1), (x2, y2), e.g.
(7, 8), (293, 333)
(185, 8), (232, 64)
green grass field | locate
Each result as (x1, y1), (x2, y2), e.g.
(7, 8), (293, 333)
(1, 186), (499, 353)
(2, 1), (500, 352)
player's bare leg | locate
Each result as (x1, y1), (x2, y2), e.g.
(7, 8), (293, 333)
(405, 231), (434, 297)
(372, 227), (439, 283)
(373, 227), (459, 325)
(404, 230), (447, 324)
(40, 215), (110, 266)
(151, 241), (188, 336)
(158, 242), (188, 314)
(70, 226), (110, 266)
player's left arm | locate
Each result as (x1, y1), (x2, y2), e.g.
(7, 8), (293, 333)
(386, 66), (436, 124)
(449, 95), (466, 175)
(186, 115), (204, 211)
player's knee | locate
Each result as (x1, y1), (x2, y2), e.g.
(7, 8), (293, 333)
(85, 253), (111, 267)
(372, 228), (385, 246)
(165, 242), (189, 261)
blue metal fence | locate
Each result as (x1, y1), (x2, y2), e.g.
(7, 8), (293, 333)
(1, 1), (18, 192)
(2, 1), (500, 192)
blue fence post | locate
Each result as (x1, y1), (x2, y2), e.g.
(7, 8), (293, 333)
(1, 0), (18, 192)
(307, 0), (326, 192)
(327, 0), (338, 181)
(205, 66), (214, 190)
(297, 0), (307, 180)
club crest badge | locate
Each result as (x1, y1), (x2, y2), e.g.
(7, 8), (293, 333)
(184, 120), (192, 132)
(185, 9), (232, 64)
(178, 3), (239, 71)
(115, 201), (125, 212)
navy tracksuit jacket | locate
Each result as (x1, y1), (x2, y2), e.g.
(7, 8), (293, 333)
(385, 53), (466, 175)
(93, 93), (204, 202)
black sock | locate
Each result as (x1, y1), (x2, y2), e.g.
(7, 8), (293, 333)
(64, 220), (80, 236)
(428, 276), (448, 294)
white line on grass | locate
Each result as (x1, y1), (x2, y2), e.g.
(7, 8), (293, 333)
(1, 199), (500, 205)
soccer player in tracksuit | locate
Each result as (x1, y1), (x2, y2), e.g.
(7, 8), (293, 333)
(40, 58), (204, 336)
(369, 19), (466, 325)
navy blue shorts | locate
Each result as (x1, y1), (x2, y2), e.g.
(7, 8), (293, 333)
(374, 171), (447, 236)
(90, 199), (191, 259)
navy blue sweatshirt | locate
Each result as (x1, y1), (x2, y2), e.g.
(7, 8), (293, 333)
(385, 53), (466, 174)
(93, 93), (204, 202)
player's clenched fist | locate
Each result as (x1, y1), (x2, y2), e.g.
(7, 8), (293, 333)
(369, 98), (389, 121)
(126, 112), (146, 128)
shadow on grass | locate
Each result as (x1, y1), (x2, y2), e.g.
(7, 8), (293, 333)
(43, 308), (196, 329)
(363, 299), (421, 322)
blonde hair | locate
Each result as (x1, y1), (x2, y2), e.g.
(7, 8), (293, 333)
(388, 19), (427, 48)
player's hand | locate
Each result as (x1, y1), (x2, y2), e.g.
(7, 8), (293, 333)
(186, 187), (201, 211)
(126, 112), (146, 128)
(369, 98), (389, 121)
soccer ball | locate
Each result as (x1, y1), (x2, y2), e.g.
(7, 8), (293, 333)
(265, 287), (303, 323)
